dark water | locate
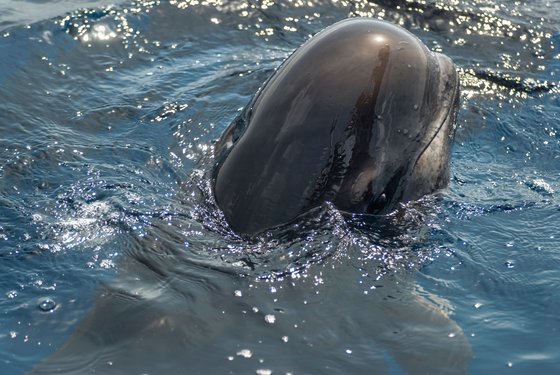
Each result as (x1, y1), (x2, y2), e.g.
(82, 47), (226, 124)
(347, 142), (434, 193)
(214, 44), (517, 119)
(1, 0), (559, 374)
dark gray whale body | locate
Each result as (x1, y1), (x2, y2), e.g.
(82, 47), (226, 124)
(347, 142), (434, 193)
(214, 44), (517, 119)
(30, 19), (470, 375)
(213, 18), (459, 235)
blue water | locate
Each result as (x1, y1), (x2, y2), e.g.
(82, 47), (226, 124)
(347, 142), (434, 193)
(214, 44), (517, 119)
(1, 0), (559, 374)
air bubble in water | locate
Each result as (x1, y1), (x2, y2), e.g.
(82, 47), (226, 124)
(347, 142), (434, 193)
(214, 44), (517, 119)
(38, 297), (57, 312)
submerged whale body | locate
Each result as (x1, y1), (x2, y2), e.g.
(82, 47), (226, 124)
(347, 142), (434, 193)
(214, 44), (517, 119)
(213, 18), (460, 235)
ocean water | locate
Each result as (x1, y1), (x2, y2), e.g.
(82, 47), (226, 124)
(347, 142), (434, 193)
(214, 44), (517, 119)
(0, 0), (559, 374)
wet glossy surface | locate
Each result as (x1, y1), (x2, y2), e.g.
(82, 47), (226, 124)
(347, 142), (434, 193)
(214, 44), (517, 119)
(213, 18), (459, 235)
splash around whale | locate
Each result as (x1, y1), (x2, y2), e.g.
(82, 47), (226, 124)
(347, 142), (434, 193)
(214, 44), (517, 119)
(213, 17), (460, 236)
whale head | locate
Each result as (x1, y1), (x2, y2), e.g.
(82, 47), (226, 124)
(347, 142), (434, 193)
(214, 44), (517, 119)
(213, 18), (460, 235)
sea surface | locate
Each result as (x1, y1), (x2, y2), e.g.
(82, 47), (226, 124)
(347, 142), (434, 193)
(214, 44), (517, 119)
(1, 0), (559, 374)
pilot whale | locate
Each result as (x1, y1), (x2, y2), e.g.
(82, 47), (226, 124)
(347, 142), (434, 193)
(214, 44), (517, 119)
(29, 18), (470, 375)
(213, 18), (459, 235)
